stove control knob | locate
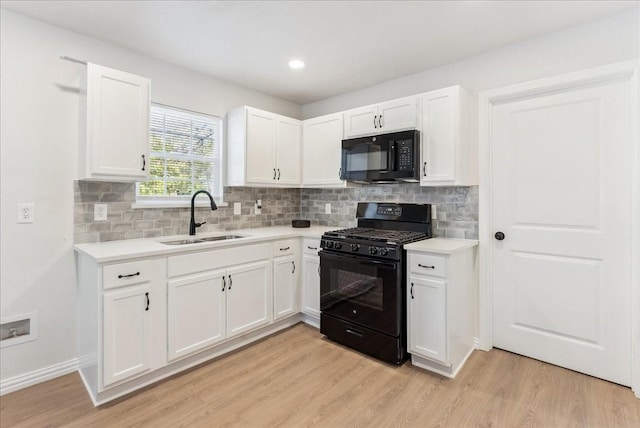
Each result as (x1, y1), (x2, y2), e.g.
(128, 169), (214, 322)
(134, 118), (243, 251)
(326, 241), (334, 249)
(334, 242), (343, 250)
(369, 247), (378, 255)
(350, 244), (360, 252)
(379, 248), (389, 256)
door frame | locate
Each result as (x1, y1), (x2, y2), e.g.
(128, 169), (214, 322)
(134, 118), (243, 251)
(478, 60), (639, 397)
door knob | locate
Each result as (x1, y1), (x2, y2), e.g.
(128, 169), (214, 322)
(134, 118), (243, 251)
(495, 231), (505, 241)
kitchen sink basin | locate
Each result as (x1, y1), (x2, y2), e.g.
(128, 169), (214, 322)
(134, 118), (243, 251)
(161, 238), (206, 245)
(198, 235), (246, 242)
(160, 235), (247, 245)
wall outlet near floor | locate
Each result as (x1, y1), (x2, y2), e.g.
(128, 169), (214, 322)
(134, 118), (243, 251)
(325, 203), (331, 214)
(233, 202), (242, 215)
(94, 204), (108, 221)
(16, 203), (35, 224)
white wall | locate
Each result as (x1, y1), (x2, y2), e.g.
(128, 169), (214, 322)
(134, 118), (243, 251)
(302, 8), (639, 118)
(0, 9), (300, 385)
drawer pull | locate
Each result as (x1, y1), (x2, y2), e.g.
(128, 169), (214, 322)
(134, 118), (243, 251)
(307, 246), (318, 250)
(228, 275), (232, 290)
(145, 292), (150, 311)
(280, 247), (291, 251)
(418, 264), (435, 269)
(118, 272), (141, 279)
(222, 276), (226, 292)
(346, 328), (363, 338)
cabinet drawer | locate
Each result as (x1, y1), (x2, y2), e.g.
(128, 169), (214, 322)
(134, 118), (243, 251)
(273, 239), (297, 257)
(303, 238), (321, 255)
(103, 259), (151, 289)
(409, 253), (447, 278)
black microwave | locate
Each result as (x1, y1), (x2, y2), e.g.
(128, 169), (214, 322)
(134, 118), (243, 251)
(341, 130), (420, 183)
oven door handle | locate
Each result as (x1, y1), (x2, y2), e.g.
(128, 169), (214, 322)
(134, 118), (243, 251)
(320, 252), (397, 270)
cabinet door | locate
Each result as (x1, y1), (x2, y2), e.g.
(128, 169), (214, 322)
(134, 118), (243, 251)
(273, 255), (298, 320)
(302, 254), (321, 317)
(245, 108), (277, 184)
(407, 276), (447, 364)
(302, 114), (345, 186)
(87, 63), (149, 180)
(275, 117), (302, 185)
(226, 260), (271, 337)
(378, 97), (418, 133)
(420, 88), (458, 183)
(344, 105), (379, 138)
(167, 270), (226, 361)
(103, 284), (152, 387)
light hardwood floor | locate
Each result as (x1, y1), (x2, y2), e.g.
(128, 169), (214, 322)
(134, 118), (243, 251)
(1, 323), (639, 427)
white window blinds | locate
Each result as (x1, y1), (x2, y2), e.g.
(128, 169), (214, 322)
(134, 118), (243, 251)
(138, 104), (222, 200)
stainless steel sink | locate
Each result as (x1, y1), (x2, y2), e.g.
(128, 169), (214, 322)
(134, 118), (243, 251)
(160, 235), (246, 245)
(198, 235), (246, 242)
(161, 238), (205, 245)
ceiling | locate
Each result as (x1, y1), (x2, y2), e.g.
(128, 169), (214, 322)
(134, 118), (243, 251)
(1, 1), (637, 104)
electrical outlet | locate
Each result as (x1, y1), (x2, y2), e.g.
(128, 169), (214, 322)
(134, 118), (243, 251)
(16, 203), (34, 224)
(94, 204), (108, 221)
(233, 202), (241, 215)
(255, 199), (262, 215)
(325, 203), (331, 214)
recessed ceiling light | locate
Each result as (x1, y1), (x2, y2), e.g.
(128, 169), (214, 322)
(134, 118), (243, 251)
(288, 59), (305, 69)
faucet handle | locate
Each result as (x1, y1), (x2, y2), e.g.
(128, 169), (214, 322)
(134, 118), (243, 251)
(196, 221), (206, 228)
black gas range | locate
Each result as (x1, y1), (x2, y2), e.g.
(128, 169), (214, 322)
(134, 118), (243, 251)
(319, 202), (432, 365)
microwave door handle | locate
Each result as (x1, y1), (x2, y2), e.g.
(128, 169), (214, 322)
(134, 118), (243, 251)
(387, 142), (396, 171)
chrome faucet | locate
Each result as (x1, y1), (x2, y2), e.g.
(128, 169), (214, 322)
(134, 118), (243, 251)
(189, 190), (218, 235)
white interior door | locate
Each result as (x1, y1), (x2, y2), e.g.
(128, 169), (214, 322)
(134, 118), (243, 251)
(491, 77), (633, 386)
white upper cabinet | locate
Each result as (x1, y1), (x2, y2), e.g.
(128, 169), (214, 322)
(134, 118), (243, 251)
(227, 106), (301, 187)
(80, 63), (150, 181)
(302, 113), (345, 187)
(420, 86), (476, 186)
(343, 96), (418, 138)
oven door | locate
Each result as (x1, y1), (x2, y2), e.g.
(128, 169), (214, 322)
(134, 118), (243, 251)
(320, 251), (403, 336)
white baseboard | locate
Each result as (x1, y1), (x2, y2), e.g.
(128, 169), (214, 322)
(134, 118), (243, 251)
(0, 358), (79, 396)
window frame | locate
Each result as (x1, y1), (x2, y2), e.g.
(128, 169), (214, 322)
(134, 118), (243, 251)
(134, 103), (225, 208)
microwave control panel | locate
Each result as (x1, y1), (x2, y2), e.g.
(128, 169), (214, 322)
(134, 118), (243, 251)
(397, 139), (413, 171)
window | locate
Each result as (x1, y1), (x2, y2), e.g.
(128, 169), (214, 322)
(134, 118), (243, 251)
(137, 104), (222, 204)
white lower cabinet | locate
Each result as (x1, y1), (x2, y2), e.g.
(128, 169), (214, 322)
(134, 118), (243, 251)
(103, 284), (153, 386)
(408, 276), (446, 364)
(77, 234), (326, 406)
(226, 260), (271, 336)
(301, 238), (321, 319)
(167, 269), (226, 361)
(272, 239), (300, 320)
(406, 242), (477, 378)
(167, 245), (272, 362)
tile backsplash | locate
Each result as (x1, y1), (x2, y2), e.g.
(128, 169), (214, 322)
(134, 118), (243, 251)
(74, 181), (478, 243)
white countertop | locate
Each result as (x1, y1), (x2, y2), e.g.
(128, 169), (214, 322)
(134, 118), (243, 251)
(404, 238), (478, 254)
(75, 226), (479, 263)
(74, 226), (335, 263)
